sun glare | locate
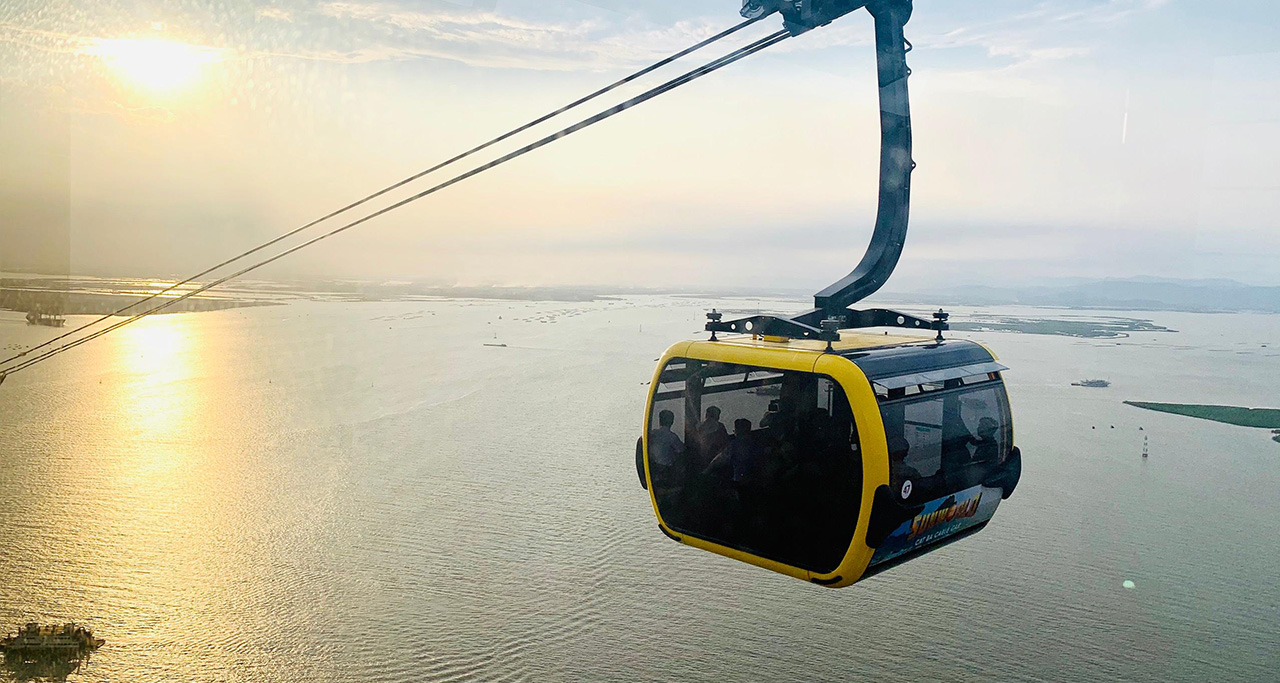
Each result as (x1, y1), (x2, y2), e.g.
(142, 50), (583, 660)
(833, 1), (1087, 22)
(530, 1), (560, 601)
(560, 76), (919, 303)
(84, 38), (224, 94)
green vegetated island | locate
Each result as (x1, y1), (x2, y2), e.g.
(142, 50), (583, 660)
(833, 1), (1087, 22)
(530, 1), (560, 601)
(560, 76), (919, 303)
(1125, 401), (1280, 443)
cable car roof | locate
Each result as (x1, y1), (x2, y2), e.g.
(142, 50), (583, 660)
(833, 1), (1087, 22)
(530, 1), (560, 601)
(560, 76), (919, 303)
(689, 333), (1004, 379)
(841, 338), (1005, 387)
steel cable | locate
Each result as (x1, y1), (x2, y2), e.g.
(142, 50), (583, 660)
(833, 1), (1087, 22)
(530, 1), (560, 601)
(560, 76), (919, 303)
(0, 15), (765, 372)
(0, 29), (790, 380)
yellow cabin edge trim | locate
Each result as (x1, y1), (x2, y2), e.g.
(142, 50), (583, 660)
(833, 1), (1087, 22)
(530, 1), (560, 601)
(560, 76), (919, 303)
(644, 341), (692, 497)
(813, 353), (887, 587)
(644, 338), (895, 588)
(646, 341), (822, 582)
(965, 337), (1002, 361)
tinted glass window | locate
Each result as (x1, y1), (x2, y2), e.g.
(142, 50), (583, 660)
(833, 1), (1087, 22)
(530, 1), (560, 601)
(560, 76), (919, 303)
(880, 378), (1011, 504)
(648, 358), (861, 574)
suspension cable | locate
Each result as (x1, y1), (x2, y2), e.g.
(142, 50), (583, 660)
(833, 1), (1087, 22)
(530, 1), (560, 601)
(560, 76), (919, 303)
(0, 16), (766, 372)
(0, 30), (791, 380)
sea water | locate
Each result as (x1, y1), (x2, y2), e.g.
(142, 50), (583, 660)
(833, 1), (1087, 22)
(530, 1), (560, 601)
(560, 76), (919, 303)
(1, 297), (1277, 681)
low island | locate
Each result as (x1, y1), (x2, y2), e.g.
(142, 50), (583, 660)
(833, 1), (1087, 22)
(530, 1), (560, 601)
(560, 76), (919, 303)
(1124, 401), (1280, 442)
(949, 316), (1173, 338)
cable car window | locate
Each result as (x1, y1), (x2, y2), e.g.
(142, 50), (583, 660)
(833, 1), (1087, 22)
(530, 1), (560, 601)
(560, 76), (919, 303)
(901, 396), (944, 477)
(648, 359), (862, 574)
(880, 381), (1011, 503)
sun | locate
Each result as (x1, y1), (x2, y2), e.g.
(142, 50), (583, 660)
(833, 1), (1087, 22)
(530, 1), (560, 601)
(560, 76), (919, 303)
(84, 38), (224, 94)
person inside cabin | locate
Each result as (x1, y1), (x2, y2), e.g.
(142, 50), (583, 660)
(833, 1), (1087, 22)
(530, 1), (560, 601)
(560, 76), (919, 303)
(703, 417), (767, 544)
(648, 409), (686, 487)
(694, 406), (731, 469)
(888, 434), (922, 502)
(705, 418), (761, 484)
(969, 417), (1001, 462)
(952, 416), (1002, 489)
(731, 418), (764, 485)
(760, 400), (781, 430)
(941, 414), (1002, 490)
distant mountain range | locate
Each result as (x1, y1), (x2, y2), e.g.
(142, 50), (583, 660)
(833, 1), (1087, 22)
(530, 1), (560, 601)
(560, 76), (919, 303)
(887, 277), (1280, 314)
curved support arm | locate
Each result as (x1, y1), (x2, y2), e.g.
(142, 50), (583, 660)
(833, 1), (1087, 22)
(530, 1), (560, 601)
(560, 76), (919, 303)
(707, 1), (929, 341)
(812, 0), (914, 316)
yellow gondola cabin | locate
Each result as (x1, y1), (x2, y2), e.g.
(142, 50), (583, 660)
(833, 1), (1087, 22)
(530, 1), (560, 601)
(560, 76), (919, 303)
(639, 331), (1021, 587)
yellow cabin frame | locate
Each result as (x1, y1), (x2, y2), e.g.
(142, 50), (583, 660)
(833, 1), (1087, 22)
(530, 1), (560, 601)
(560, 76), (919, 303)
(642, 332), (1014, 587)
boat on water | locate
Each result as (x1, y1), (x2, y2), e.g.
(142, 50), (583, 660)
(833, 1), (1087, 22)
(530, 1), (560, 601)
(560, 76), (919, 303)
(1071, 379), (1111, 388)
(24, 311), (66, 327)
(0, 623), (104, 655)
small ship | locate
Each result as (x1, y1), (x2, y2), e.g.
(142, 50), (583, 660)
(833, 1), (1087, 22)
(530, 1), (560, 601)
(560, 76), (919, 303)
(24, 310), (66, 327)
(1071, 379), (1111, 388)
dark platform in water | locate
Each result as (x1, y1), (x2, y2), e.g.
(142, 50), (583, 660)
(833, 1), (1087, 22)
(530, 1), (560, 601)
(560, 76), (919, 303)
(1, 623), (104, 655)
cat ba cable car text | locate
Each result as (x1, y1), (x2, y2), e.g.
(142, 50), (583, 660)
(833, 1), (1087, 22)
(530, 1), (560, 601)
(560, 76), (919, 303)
(637, 0), (1023, 587)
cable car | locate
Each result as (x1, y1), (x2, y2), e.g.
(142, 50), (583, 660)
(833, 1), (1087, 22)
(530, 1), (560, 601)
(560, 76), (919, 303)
(642, 329), (1022, 587)
(637, 0), (1022, 586)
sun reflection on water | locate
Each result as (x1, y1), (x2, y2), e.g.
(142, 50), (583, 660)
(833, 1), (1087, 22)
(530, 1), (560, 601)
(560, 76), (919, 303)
(101, 312), (218, 525)
(115, 315), (198, 440)
(94, 315), (238, 668)
(0, 312), (248, 680)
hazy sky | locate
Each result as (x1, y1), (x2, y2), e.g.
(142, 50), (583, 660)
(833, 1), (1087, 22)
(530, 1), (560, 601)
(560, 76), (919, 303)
(2, 0), (1279, 291)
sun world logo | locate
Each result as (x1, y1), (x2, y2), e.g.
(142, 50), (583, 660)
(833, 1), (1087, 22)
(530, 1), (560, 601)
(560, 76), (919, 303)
(908, 495), (982, 541)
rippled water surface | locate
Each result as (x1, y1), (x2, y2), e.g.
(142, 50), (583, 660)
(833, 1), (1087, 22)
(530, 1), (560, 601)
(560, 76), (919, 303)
(2, 298), (1278, 681)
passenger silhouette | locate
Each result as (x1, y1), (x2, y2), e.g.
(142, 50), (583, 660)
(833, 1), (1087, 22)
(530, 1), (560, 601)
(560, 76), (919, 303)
(760, 400), (781, 429)
(695, 406), (731, 469)
(969, 417), (1001, 463)
(727, 418), (760, 484)
(888, 434), (923, 501)
(648, 409), (685, 488)
(706, 418), (761, 484)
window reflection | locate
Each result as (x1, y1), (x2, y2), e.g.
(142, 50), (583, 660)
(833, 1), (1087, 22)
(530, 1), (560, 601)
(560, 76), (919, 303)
(880, 376), (1011, 504)
(650, 359), (862, 574)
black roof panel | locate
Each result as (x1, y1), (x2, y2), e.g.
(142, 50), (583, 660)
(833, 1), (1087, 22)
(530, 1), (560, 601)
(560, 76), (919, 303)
(841, 339), (996, 381)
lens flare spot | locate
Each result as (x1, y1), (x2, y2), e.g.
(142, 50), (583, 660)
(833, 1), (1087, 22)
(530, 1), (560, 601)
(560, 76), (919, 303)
(83, 38), (224, 94)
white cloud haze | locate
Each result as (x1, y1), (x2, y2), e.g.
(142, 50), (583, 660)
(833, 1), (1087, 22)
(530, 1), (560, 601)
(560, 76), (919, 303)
(2, 0), (1279, 290)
